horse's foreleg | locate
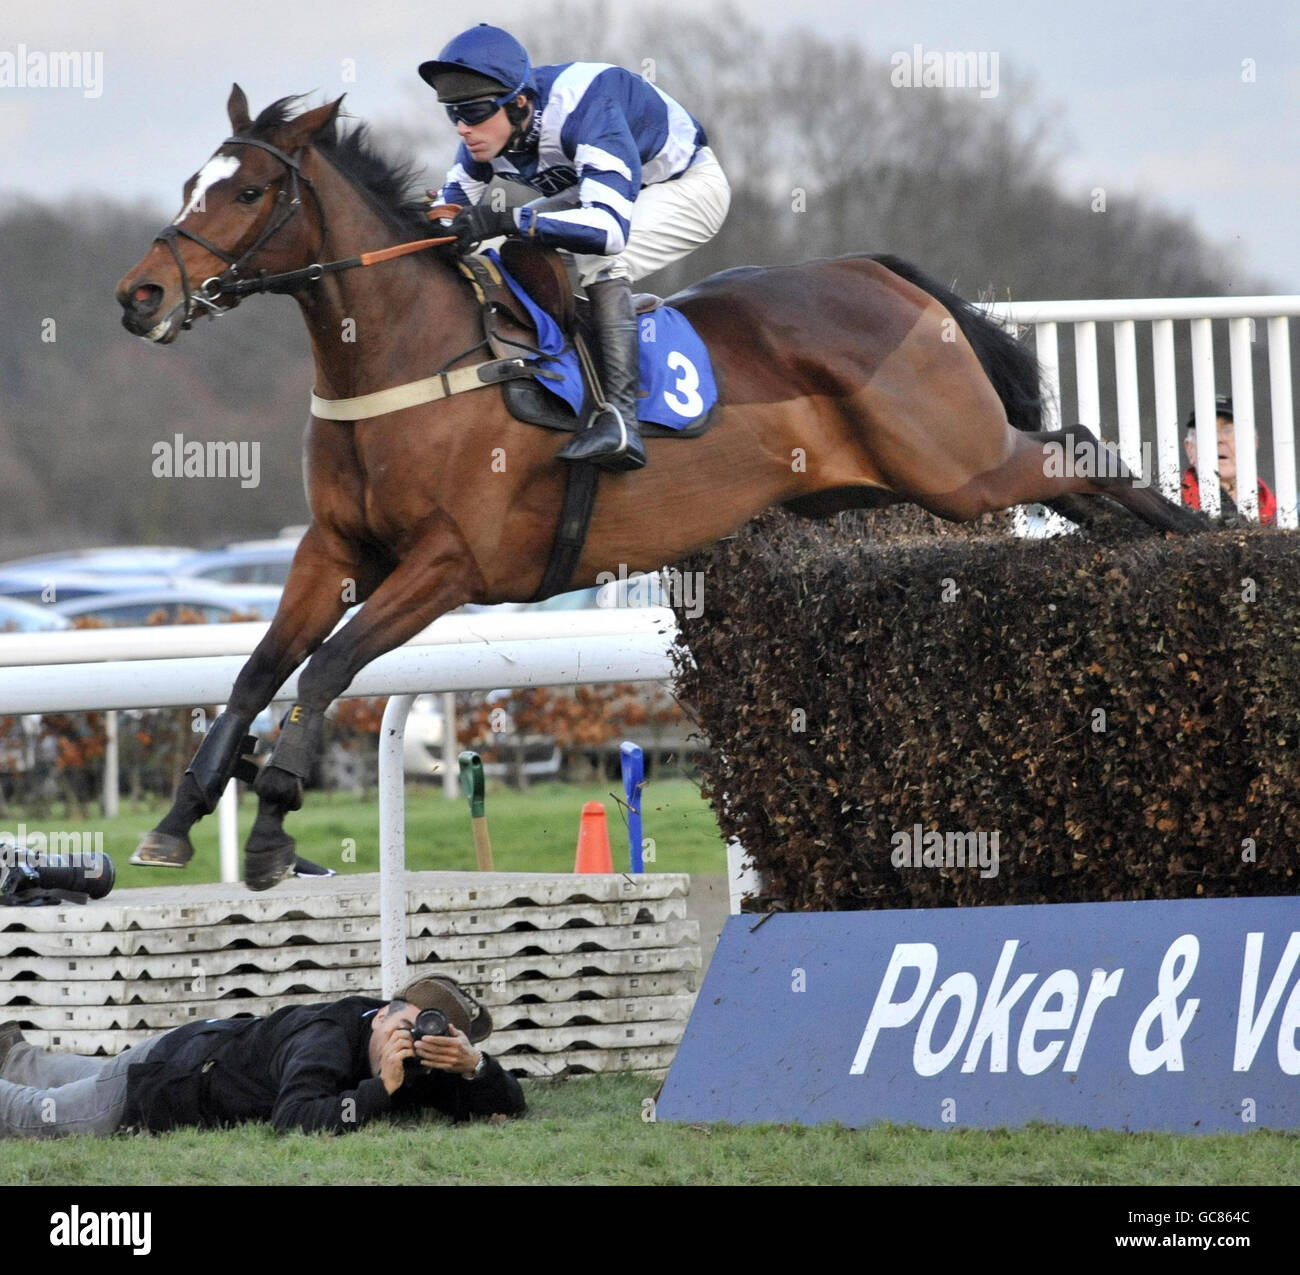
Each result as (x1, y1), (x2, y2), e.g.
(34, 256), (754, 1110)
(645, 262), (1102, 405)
(135, 528), (382, 867)
(242, 512), (483, 891)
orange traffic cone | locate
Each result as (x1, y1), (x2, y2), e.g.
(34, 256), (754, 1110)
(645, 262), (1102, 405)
(574, 801), (614, 873)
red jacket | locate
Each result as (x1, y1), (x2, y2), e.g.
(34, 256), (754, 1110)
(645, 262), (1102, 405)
(1181, 467), (1276, 525)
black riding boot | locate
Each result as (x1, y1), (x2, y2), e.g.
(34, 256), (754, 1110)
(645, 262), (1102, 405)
(557, 277), (646, 471)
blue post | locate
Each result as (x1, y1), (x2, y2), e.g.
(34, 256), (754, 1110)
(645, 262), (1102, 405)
(620, 741), (645, 873)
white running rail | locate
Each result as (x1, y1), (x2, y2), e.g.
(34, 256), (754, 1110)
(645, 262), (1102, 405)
(0, 608), (680, 995)
(981, 296), (1300, 534)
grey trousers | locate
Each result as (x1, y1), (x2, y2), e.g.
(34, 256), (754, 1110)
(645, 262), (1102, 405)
(0, 1036), (161, 1138)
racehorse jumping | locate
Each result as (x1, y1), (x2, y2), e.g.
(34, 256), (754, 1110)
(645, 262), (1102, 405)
(115, 87), (1207, 890)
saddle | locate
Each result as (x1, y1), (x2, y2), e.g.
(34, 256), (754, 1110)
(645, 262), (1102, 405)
(422, 208), (720, 602)
(459, 239), (718, 440)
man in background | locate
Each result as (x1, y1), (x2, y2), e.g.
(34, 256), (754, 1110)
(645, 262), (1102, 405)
(1181, 395), (1277, 524)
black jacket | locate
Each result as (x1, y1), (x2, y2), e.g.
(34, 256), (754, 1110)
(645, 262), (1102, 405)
(122, 996), (526, 1134)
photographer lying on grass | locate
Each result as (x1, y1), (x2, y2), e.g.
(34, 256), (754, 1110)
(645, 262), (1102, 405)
(0, 976), (524, 1137)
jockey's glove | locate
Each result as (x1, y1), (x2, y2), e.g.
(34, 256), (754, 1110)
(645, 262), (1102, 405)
(449, 205), (520, 254)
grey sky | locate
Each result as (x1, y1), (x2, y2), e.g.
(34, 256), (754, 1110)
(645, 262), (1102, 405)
(3, 0), (1297, 290)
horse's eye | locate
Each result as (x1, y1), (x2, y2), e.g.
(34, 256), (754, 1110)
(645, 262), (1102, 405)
(236, 186), (264, 204)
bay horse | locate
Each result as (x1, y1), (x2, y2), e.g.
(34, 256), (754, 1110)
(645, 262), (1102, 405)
(115, 86), (1205, 890)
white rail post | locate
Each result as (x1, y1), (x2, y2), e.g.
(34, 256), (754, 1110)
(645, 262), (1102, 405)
(726, 837), (762, 915)
(217, 785), (238, 884)
(1268, 316), (1297, 529)
(1027, 321), (1072, 537)
(379, 693), (416, 998)
(1037, 320), (1062, 429)
(1190, 317), (1220, 518)
(101, 709), (119, 819)
(1074, 321), (1100, 432)
(1014, 321), (1068, 538)
(1152, 318), (1180, 502)
(1229, 318), (1259, 520)
(441, 691), (458, 799)
(1114, 319), (1142, 475)
(216, 704), (238, 884)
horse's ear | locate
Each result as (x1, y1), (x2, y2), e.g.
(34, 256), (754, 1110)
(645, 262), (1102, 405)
(281, 95), (346, 149)
(227, 83), (252, 133)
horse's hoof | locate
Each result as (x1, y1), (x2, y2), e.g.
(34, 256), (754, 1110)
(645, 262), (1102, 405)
(129, 831), (194, 868)
(243, 840), (297, 892)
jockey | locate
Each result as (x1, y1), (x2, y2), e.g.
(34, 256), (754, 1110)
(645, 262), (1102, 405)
(419, 24), (731, 471)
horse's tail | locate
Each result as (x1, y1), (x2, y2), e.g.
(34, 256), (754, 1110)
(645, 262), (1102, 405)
(870, 254), (1044, 433)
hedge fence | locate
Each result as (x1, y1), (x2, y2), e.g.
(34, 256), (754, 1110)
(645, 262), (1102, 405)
(671, 510), (1300, 911)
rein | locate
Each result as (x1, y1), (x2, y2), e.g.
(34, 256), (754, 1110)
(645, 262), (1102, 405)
(152, 144), (543, 418)
(148, 133), (609, 605)
(152, 136), (455, 327)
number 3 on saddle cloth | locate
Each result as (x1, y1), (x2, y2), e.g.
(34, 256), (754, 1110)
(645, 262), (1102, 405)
(483, 248), (720, 436)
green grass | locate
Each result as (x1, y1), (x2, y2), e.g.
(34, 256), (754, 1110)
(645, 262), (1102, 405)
(1, 1073), (1294, 1185)
(8, 784), (1291, 1185)
(5, 777), (726, 887)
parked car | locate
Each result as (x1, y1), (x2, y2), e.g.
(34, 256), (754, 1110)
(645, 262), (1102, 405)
(0, 567), (183, 604)
(0, 597), (73, 633)
(173, 536), (302, 587)
(0, 546), (195, 576)
(49, 583), (283, 625)
(403, 693), (562, 781)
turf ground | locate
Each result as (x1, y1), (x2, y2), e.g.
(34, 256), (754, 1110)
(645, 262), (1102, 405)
(2, 1073), (1295, 1186)
(6, 776), (726, 886)
(2, 781), (1295, 1185)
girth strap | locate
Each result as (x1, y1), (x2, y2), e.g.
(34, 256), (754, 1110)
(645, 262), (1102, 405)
(310, 357), (536, 421)
(531, 462), (600, 601)
(529, 330), (610, 601)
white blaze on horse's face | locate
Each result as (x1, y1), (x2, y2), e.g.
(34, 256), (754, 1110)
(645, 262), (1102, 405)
(175, 154), (241, 223)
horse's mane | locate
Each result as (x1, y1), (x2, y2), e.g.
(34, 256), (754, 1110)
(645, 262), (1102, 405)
(245, 95), (439, 246)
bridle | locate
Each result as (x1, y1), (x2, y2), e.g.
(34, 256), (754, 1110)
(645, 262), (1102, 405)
(152, 135), (323, 328)
(150, 134), (456, 329)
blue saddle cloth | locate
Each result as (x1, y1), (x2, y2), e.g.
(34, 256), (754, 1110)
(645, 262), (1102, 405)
(487, 250), (718, 429)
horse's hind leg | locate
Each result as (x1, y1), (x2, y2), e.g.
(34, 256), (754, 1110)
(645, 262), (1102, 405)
(952, 425), (1208, 534)
(1046, 425), (1210, 533)
(1043, 493), (1116, 529)
(1041, 491), (1179, 535)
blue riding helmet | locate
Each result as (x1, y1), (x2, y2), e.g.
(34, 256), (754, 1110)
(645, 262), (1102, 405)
(418, 24), (536, 101)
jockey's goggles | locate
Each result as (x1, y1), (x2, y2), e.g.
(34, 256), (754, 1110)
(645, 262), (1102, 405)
(445, 88), (519, 127)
